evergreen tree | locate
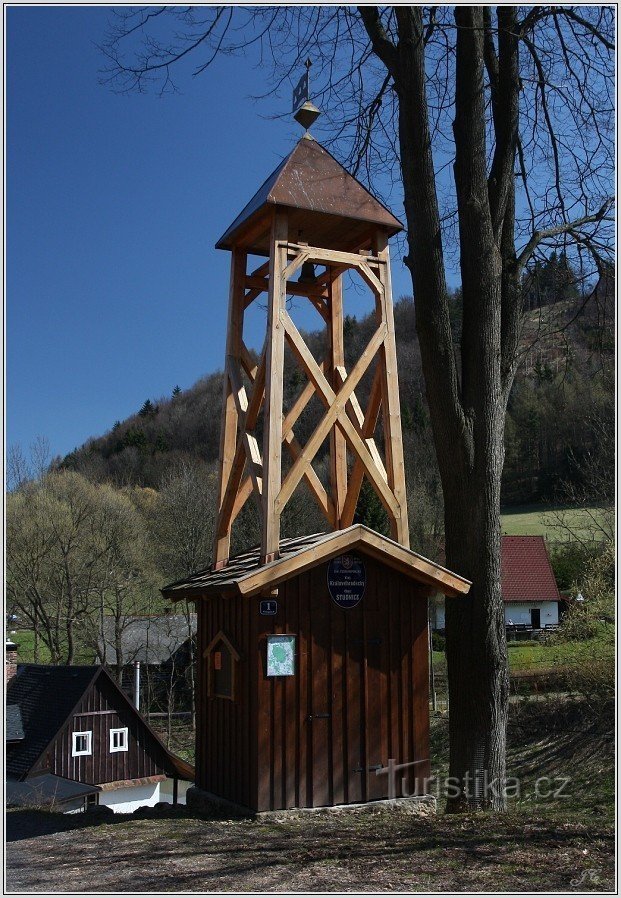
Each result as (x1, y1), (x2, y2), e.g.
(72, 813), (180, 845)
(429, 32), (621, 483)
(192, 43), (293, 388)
(354, 479), (390, 536)
(139, 399), (155, 418)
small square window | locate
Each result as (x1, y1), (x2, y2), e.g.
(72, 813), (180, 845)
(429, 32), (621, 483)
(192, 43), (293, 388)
(72, 731), (92, 757)
(109, 727), (128, 753)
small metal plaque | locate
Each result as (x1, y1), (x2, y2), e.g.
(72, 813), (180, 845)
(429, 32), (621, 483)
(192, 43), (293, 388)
(260, 600), (278, 616)
(327, 554), (366, 609)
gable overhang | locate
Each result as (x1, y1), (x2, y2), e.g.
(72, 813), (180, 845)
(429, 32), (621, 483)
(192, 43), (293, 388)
(165, 526), (471, 601)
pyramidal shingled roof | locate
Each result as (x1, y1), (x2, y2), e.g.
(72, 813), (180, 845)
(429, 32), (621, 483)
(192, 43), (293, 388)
(216, 137), (403, 250)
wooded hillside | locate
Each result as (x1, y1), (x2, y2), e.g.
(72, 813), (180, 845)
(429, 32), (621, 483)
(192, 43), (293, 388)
(59, 277), (613, 511)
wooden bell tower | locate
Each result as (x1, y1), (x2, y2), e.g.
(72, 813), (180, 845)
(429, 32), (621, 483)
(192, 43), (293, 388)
(213, 99), (409, 569)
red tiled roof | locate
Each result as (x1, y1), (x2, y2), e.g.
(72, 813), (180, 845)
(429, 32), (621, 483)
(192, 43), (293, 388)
(501, 536), (561, 603)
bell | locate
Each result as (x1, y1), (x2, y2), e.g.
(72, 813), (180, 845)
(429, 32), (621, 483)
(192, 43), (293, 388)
(298, 261), (317, 284)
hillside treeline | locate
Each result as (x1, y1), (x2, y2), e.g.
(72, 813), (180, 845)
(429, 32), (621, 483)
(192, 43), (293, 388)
(59, 270), (613, 509)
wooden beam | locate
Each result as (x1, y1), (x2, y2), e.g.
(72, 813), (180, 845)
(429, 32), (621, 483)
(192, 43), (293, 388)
(249, 260), (270, 278)
(237, 525), (472, 597)
(213, 249), (246, 566)
(240, 342), (259, 381)
(335, 412), (399, 519)
(278, 314), (386, 509)
(280, 243), (386, 269)
(227, 358), (264, 498)
(284, 431), (336, 525)
(375, 231), (409, 547)
(356, 260), (385, 300)
(230, 464), (254, 525)
(282, 249), (309, 283)
(282, 362), (324, 437)
(261, 210), (288, 562)
(335, 365), (387, 482)
(216, 440), (247, 537)
(314, 264), (348, 286)
(244, 275), (329, 301)
(221, 347), (267, 527)
(329, 274), (347, 525)
(341, 365), (384, 527)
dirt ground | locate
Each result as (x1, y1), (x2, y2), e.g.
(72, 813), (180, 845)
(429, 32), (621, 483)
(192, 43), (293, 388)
(7, 699), (614, 893)
(5, 803), (614, 893)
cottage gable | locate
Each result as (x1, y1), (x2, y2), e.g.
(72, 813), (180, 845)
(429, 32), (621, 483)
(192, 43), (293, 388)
(6, 665), (193, 787)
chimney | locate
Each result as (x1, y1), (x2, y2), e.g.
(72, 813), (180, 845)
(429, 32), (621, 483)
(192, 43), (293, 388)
(6, 639), (19, 687)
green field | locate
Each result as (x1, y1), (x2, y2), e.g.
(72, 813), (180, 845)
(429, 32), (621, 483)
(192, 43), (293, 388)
(500, 503), (610, 540)
(10, 630), (94, 665)
(432, 625), (613, 681)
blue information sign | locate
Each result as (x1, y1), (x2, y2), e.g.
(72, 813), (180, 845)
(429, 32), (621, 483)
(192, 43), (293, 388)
(327, 554), (366, 609)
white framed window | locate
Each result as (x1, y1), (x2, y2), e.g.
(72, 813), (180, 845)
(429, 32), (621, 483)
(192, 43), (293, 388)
(72, 731), (92, 757)
(109, 727), (128, 753)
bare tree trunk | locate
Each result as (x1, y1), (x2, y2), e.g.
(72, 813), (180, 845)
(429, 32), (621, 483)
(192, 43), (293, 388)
(362, 5), (516, 810)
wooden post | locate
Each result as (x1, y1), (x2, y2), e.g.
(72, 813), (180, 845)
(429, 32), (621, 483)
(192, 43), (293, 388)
(375, 230), (410, 547)
(261, 210), (288, 562)
(328, 271), (347, 525)
(213, 249), (247, 568)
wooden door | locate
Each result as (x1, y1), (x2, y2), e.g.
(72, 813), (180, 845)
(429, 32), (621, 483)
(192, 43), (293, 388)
(530, 608), (541, 628)
(304, 580), (392, 808)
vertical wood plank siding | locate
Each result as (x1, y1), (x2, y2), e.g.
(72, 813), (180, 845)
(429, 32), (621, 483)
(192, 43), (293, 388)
(36, 674), (170, 785)
(197, 550), (430, 812)
(196, 593), (254, 810)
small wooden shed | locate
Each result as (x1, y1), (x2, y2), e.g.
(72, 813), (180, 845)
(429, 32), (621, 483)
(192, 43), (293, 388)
(163, 527), (469, 813)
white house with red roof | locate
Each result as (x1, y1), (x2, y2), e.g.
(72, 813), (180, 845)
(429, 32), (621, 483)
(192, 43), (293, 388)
(432, 535), (562, 631)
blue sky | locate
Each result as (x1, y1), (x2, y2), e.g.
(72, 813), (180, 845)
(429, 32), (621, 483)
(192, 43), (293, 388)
(7, 6), (415, 462)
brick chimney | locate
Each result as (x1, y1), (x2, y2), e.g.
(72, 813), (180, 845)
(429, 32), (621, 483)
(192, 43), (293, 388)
(6, 639), (19, 687)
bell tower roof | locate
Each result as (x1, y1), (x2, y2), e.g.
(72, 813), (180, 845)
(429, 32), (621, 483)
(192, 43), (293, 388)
(216, 137), (403, 255)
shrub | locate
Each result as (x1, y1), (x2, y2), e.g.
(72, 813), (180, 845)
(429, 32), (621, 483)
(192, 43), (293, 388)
(555, 543), (614, 642)
(432, 631), (445, 652)
(551, 543), (614, 703)
(550, 542), (599, 592)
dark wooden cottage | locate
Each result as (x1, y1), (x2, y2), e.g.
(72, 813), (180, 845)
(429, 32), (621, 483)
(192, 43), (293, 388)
(162, 90), (470, 814)
(6, 665), (194, 813)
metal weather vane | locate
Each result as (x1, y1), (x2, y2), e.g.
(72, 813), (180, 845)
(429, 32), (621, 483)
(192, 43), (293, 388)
(293, 58), (321, 134)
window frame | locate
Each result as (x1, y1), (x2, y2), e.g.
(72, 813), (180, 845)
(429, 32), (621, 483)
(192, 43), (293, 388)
(72, 730), (92, 757)
(109, 726), (129, 753)
(204, 630), (240, 702)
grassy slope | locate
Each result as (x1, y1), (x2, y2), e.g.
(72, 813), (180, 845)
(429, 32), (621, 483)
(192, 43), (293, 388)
(11, 629), (95, 665)
(430, 696), (614, 826)
(500, 503), (608, 539)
